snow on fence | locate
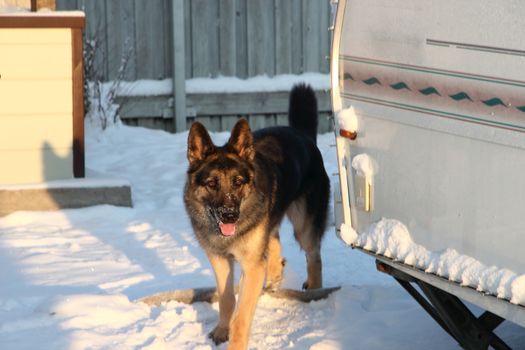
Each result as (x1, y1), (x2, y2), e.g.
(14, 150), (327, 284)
(56, 0), (333, 132)
(113, 74), (333, 132)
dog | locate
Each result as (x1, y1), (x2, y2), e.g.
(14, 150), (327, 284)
(184, 84), (330, 349)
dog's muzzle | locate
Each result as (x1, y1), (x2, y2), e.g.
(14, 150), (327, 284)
(218, 206), (239, 224)
(210, 206), (239, 237)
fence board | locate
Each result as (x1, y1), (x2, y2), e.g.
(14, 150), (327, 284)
(116, 95), (170, 119)
(221, 115), (240, 130)
(117, 90), (333, 133)
(219, 0), (236, 76)
(275, 0), (292, 75)
(319, 0), (330, 73)
(163, 0), (173, 77)
(80, 0), (108, 80)
(318, 113), (333, 133)
(191, 0), (219, 77)
(134, 0), (166, 79)
(105, 0), (136, 81)
(265, 114), (277, 128)
(117, 90), (331, 118)
(291, 0), (303, 74)
(248, 114), (267, 131)
(196, 115), (221, 132)
(247, 0), (274, 76)
(56, 0), (77, 10)
(173, 0), (187, 132)
(234, 0), (247, 78)
(184, 0), (192, 79)
(303, 0), (321, 72)
(189, 91), (288, 115)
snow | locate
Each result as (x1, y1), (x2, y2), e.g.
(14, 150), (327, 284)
(335, 107), (358, 133)
(338, 223), (357, 246)
(355, 218), (525, 306)
(351, 153), (377, 177)
(1, 118), (524, 348)
(115, 73), (330, 97)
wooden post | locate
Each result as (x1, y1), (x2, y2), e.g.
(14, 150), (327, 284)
(31, 0), (56, 11)
(72, 26), (85, 178)
(172, 0), (187, 132)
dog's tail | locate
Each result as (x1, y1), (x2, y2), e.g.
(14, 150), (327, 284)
(288, 83), (318, 142)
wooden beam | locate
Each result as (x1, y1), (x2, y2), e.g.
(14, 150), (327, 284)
(116, 90), (331, 119)
(31, 0), (56, 11)
(137, 286), (341, 307)
(0, 13), (85, 28)
(189, 90), (331, 115)
(72, 27), (85, 178)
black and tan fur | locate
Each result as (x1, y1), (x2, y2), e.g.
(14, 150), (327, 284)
(184, 84), (330, 350)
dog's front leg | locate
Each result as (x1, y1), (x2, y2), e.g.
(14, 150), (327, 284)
(228, 257), (265, 350)
(208, 253), (235, 345)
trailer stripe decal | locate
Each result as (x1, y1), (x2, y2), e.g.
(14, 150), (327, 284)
(419, 87), (441, 96)
(342, 92), (525, 132)
(340, 55), (525, 88)
(390, 82), (411, 91)
(345, 74), (521, 113)
(449, 92), (473, 102)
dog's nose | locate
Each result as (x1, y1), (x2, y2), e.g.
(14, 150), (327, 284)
(219, 207), (239, 223)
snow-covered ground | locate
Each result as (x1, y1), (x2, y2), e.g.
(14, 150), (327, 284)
(1, 120), (525, 349)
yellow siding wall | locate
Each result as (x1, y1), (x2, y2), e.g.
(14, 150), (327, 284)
(0, 149), (72, 184)
(0, 28), (73, 184)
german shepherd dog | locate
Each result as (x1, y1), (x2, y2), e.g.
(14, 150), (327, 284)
(184, 84), (330, 350)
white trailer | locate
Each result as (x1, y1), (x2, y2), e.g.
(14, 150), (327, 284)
(331, 1), (525, 348)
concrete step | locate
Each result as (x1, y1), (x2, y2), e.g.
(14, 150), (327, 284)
(0, 177), (132, 216)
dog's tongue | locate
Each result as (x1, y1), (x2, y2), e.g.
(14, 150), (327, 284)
(219, 223), (236, 236)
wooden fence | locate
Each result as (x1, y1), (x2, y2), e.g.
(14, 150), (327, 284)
(56, 0), (334, 132)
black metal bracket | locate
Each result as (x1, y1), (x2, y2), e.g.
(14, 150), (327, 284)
(376, 260), (511, 350)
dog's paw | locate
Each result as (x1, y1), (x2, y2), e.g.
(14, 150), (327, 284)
(265, 275), (283, 291)
(208, 325), (229, 345)
(302, 278), (322, 290)
(265, 258), (286, 291)
(302, 281), (321, 290)
(264, 282), (280, 292)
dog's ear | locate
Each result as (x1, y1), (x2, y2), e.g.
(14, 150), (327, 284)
(228, 118), (254, 161)
(187, 122), (215, 165)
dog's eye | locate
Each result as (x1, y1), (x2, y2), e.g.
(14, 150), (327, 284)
(206, 179), (218, 189)
(232, 176), (245, 188)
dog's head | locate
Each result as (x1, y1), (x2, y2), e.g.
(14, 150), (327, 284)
(185, 118), (256, 238)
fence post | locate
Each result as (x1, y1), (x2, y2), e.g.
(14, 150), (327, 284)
(172, 0), (187, 132)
